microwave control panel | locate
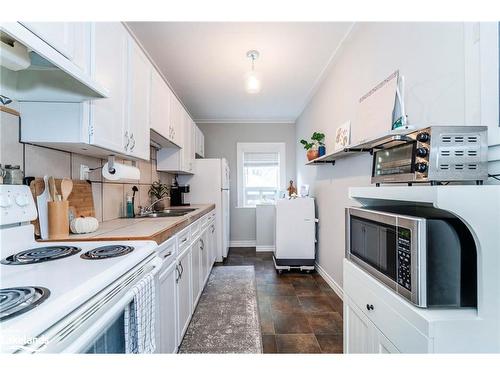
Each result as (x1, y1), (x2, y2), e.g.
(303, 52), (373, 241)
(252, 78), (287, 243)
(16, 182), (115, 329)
(397, 227), (412, 291)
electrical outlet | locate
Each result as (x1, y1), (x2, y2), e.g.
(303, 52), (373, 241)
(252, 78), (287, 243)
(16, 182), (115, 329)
(80, 165), (90, 180)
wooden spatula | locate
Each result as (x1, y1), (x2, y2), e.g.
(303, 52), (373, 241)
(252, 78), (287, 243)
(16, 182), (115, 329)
(61, 178), (73, 201)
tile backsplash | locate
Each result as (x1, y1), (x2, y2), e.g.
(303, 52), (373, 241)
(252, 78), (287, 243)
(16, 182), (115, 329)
(0, 109), (173, 222)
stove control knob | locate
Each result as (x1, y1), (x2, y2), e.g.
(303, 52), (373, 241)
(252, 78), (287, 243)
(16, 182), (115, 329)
(416, 132), (430, 143)
(0, 195), (12, 208)
(416, 147), (428, 157)
(415, 162), (428, 173)
(15, 194), (30, 207)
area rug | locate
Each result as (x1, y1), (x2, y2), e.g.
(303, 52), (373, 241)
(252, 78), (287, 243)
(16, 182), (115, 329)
(178, 266), (263, 353)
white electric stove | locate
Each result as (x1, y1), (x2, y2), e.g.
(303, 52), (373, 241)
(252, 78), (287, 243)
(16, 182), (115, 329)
(0, 184), (160, 353)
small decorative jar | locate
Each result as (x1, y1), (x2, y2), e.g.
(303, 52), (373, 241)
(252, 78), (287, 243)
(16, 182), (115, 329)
(318, 145), (326, 157)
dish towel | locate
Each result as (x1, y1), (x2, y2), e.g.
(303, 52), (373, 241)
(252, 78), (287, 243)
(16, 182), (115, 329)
(124, 273), (156, 354)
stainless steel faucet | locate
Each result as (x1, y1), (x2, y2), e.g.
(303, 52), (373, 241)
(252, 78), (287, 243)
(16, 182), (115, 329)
(139, 196), (171, 216)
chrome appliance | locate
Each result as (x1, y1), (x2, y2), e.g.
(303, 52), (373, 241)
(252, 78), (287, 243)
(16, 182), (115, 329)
(371, 126), (488, 185)
(345, 206), (477, 308)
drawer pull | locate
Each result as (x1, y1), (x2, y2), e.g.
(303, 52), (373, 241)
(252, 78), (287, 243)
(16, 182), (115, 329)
(181, 237), (188, 243)
(366, 304), (374, 311)
(162, 251), (172, 259)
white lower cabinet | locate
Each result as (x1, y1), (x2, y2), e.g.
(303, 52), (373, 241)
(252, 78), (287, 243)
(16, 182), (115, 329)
(158, 261), (178, 354)
(208, 220), (217, 265)
(344, 260), (432, 354)
(176, 246), (192, 343)
(344, 297), (399, 353)
(156, 210), (216, 353)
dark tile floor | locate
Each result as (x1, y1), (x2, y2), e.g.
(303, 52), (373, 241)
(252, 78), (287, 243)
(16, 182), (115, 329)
(217, 247), (344, 354)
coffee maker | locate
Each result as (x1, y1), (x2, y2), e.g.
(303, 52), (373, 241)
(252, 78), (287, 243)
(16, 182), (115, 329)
(170, 175), (190, 206)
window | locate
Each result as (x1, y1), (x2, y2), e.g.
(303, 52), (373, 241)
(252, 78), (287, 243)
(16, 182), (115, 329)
(237, 142), (286, 208)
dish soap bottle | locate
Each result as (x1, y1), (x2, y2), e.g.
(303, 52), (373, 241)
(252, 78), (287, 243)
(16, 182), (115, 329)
(126, 195), (134, 218)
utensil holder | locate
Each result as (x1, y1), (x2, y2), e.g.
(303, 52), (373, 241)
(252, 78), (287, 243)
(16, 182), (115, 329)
(48, 200), (69, 239)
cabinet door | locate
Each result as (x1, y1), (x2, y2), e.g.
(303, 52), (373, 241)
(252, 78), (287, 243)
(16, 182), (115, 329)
(177, 248), (192, 342)
(150, 68), (172, 141)
(127, 38), (151, 160)
(208, 220), (217, 264)
(373, 328), (400, 353)
(169, 95), (183, 147)
(200, 230), (209, 284)
(158, 262), (178, 353)
(191, 239), (201, 306)
(91, 22), (128, 154)
(21, 22), (76, 59)
(344, 297), (375, 353)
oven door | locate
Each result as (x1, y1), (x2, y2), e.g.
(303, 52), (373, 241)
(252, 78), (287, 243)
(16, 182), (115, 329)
(371, 142), (417, 183)
(346, 208), (399, 291)
(16, 255), (160, 353)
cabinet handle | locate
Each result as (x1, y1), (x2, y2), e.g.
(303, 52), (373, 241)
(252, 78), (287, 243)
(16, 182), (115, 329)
(366, 304), (374, 311)
(162, 251), (172, 259)
(200, 238), (204, 250)
(179, 261), (184, 277)
(130, 133), (136, 151)
(211, 225), (215, 233)
(175, 265), (180, 283)
(124, 131), (130, 151)
(181, 237), (187, 244)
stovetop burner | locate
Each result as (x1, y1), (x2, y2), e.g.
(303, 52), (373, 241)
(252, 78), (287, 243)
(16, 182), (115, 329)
(1, 246), (82, 265)
(0, 287), (50, 321)
(80, 245), (134, 260)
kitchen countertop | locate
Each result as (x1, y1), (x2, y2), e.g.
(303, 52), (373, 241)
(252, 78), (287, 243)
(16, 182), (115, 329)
(37, 204), (215, 245)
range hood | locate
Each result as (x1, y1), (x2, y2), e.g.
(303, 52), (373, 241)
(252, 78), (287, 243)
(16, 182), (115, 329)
(0, 22), (108, 102)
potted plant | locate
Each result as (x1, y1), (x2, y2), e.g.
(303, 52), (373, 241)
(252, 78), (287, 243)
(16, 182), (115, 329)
(148, 180), (170, 211)
(312, 132), (326, 157)
(300, 132), (326, 161)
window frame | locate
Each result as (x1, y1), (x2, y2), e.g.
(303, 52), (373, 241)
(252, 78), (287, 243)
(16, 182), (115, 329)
(236, 142), (286, 208)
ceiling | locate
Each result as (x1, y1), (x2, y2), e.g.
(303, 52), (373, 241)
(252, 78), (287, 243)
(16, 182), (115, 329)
(127, 22), (352, 123)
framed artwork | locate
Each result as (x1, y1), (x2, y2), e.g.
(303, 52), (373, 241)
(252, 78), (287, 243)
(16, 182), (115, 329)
(334, 121), (351, 151)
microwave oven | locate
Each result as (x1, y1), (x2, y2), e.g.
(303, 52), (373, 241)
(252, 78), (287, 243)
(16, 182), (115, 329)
(345, 206), (477, 308)
(371, 126), (488, 185)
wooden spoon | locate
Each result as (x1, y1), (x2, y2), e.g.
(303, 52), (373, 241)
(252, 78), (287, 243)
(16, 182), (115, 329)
(61, 178), (73, 201)
(48, 176), (58, 201)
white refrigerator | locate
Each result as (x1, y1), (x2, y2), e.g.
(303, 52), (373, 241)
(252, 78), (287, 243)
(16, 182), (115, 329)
(179, 158), (230, 261)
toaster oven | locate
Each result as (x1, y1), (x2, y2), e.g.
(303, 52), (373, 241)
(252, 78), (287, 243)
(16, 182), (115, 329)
(371, 126), (488, 185)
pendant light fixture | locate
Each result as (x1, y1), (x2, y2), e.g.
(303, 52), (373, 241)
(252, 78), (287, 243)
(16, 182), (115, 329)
(245, 50), (261, 94)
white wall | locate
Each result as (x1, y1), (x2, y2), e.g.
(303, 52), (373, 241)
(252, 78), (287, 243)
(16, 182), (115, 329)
(198, 122), (296, 244)
(295, 22), (484, 290)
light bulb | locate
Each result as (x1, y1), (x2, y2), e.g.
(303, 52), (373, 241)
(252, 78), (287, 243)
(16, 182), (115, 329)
(245, 71), (261, 94)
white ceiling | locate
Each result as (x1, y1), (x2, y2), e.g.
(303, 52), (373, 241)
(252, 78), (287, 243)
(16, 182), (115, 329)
(127, 22), (352, 123)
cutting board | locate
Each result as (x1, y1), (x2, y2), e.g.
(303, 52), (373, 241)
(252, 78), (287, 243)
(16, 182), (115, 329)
(30, 178), (95, 237)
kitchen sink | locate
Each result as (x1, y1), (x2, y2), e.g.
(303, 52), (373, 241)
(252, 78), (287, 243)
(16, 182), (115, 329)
(138, 208), (196, 218)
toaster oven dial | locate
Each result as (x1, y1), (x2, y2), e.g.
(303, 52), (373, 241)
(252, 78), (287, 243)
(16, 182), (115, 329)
(415, 162), (428, 173)
(416, 132), (430, 143)
(415, 147), (428, 158)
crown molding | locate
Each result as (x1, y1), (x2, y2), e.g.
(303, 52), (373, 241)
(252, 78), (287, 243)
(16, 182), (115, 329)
(194, 118), (296, 124)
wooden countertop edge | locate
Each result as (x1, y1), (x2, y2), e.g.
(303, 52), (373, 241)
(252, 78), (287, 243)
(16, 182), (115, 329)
(38, 204), (215, 245)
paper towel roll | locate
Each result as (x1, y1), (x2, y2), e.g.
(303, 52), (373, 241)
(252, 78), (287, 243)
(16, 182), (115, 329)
(102, 162), (141, 181)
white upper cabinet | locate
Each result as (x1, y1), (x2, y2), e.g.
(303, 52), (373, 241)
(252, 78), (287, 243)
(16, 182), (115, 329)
(127, 37), (151, 160)
(157, 105), (196, 174)
(194, 124), (205, 158)
(91, 22), (129, 154)
(1, 22), (106, 101)
(20, 22), (151, 161)
(21, 22), (77, 61)
(150, 68), (173, 144)
(169, 95), (184, 148)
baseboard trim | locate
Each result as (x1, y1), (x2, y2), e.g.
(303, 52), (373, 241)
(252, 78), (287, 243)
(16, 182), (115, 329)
(256, 245), (275, 252)
(229, 240), (256, 247)
(315, 262), (344, 301)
